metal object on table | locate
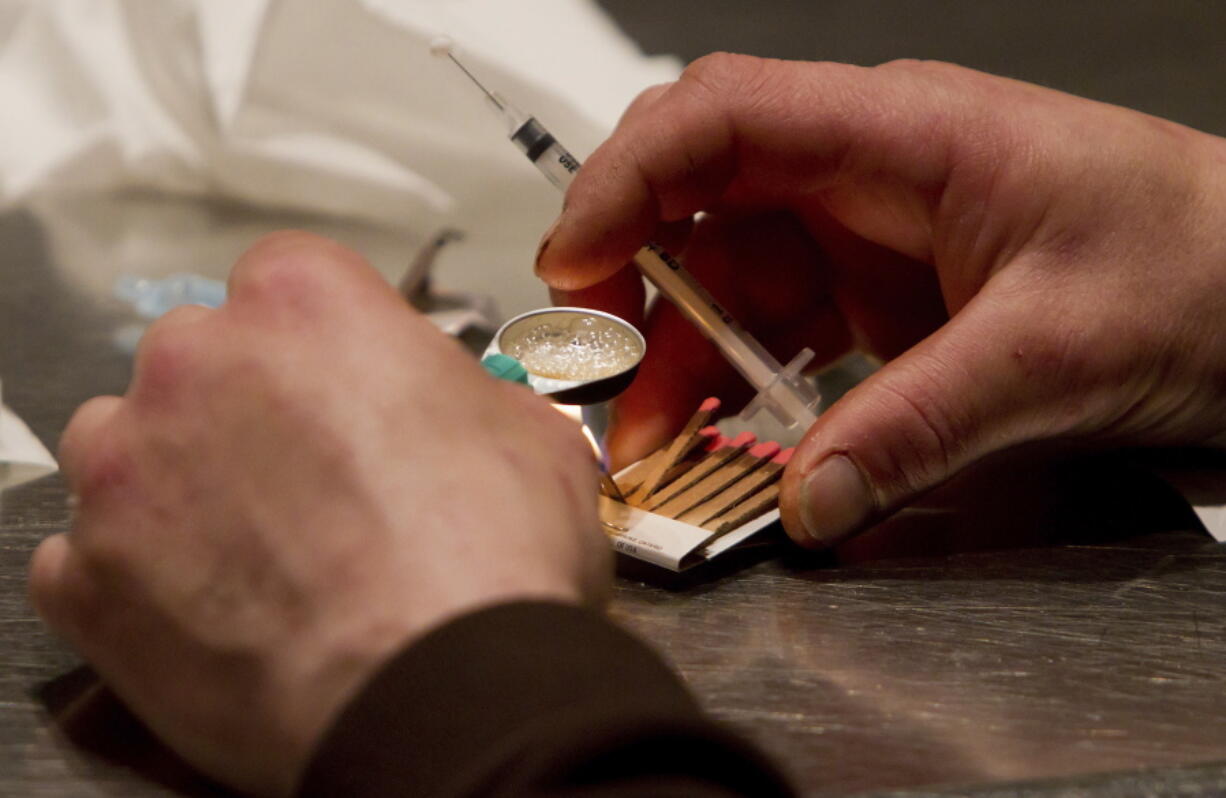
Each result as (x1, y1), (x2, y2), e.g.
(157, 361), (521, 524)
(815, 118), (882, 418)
(398, 228), (501, 351)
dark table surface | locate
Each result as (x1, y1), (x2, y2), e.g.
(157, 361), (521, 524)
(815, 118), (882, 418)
(8, 3), (1226, 795)
(3, 192), (1226, 798)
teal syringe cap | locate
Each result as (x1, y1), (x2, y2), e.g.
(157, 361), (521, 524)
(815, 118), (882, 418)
(481, 353), (530, 385)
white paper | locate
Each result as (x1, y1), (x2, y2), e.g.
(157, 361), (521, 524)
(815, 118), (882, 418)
(0, 379), (59, 492)
(1193, 504), (1226, 542)
(599, 496), (781, 572)
(1154, 465), (1226, 543)
(702, 509), (781, 558)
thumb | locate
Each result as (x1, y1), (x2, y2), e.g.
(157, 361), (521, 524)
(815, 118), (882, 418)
(779, 291), (1073, 549)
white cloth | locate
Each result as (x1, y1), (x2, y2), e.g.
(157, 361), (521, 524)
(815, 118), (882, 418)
(0, 0), (680, 230)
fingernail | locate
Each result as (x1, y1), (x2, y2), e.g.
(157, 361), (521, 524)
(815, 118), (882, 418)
(798, 455), (874, 547)
(534, 218), (561, 276)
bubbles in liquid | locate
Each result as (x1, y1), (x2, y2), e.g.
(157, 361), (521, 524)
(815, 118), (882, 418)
(507, 315), (642, 380)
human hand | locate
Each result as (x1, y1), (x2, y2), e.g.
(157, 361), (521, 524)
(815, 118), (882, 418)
(29, 232), (611, 797)
(535, 53), (1226, 549)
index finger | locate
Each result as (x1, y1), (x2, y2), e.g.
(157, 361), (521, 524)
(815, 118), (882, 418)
(535, 54), (997, 290)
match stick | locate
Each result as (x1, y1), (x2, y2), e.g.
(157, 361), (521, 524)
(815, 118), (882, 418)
(650, 441), (780, 518)
(615, 426), (721, 494)
(633, 431), (755, 508)
(700, 484), (780, 534)
(625, 397), (721, 504)
(648, 429), (726, 492)
(675, 447), (793, 526)
(599, 470), (627, 502)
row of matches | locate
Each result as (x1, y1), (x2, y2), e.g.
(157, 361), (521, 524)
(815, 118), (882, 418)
(608, 397), (793, 534)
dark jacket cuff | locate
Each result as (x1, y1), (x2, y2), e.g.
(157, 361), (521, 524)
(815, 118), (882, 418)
(297, 601), (791, 798)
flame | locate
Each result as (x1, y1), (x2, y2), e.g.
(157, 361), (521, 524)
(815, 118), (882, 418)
(551, 403), (625, 506)
(579, 423), (603, 461)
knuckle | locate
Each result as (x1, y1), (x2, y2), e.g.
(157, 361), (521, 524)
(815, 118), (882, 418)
(619, 82), (671, 123)
(157, 303), (210, 327)
(875, 57), (959, 77)
(28, 537), (61, 602)
(240, 229), (346, 269)
(132, 317), (204, 405)
(58, 396), (128, 496)
(233, 251), (313, 306)
(140, 305), (206, 356)
(678, 52), (772, 112)
(58, 395), (115, 464)
(140, 306), (202, 353)
(230, 230), (370, 312)
(73, 431), (134, 500)
(875, 56), (930, 72)
(28, 538), (69, 628)
(872, 59), (986, 102)
(29, 537), (103, 646)
(681, 51), (759, 91)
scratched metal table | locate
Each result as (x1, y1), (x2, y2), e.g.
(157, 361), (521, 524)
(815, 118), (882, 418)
(4, 192), (1226, 798)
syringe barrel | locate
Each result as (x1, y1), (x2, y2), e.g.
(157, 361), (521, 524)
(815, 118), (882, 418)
(631, 244), (776, 388)
(512, 118), (580, 190)
(632, 244), (819, 427)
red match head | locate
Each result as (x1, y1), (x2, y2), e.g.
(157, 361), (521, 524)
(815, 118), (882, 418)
(748, 441), (781, 459)
(727, 431), (757, 449)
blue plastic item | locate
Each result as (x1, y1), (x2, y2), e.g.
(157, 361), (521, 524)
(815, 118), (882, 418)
(114, 274), (226, 318)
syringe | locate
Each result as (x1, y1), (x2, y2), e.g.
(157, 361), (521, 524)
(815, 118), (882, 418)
(435, 41), (821, 432)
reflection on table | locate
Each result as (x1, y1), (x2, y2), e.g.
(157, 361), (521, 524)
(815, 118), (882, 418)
(3, 197), (1226, 797)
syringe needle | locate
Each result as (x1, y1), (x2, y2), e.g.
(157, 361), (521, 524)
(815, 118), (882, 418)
(433, 36), (537, 142)
(445, 53), (505, 112)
